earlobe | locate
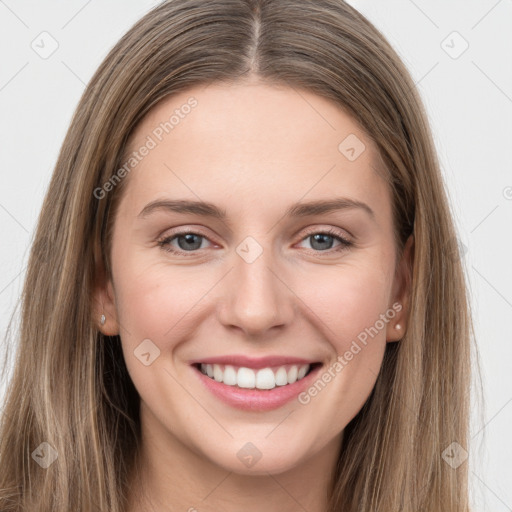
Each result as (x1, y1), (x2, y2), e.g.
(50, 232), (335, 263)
(92, 273), (119, 336)
(386, 316), (405, 343)
(386, 234), (414, 342)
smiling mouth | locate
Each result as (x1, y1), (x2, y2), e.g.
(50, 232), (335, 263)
(192, 362), (321, 390)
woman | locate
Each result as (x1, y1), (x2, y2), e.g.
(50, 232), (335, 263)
(0, 1), (476, 510)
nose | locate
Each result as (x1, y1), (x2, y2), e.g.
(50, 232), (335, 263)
(217, 243), (295, 338)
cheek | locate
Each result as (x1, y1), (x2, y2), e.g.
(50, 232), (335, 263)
(112, 250), (207, 348)
(113, 260), (208, 397)
(299, 261), (394, 348)
(128, 274), (200, 333)
(292, 264), (393, 432)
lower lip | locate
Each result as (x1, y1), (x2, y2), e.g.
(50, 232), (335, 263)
(192, 364), (322, 411)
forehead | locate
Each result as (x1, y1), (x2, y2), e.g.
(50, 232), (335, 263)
(119, 82), (390, 221)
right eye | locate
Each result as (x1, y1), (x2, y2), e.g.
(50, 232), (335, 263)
(157, 231), (214, 255)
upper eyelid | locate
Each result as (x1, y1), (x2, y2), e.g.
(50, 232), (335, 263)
(294, 227), (352, 247)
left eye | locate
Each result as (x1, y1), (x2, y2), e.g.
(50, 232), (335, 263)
(297, 229), (353, 252)
(158, 232), (210, 253)
(157, 228), (353, 255)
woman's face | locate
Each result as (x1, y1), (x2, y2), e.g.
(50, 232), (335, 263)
(96, 81), (411, 476)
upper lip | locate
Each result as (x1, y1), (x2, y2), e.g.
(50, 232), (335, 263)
(189, 354), (319, 369)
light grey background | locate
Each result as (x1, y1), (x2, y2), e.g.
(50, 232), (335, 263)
(0, 1), (511, 510)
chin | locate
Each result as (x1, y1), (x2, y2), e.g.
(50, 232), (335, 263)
(196, 434), (314, 476)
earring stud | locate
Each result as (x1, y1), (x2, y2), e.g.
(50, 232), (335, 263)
(396, 323), (401, 330)
(100, 314), (106, 326)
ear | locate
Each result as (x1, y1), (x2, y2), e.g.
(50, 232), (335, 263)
(91, 262), (119, 336)
(386, 233), (414, 342)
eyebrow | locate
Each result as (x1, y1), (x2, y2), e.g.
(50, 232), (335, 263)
(137, 197), (375, 222)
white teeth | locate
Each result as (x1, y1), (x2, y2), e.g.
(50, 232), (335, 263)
(256, 368), (276, 389)
(275, 366), (288, 386)
(287, 366), (298, 384)
(199, 363), (312, 389)
(213, 364), (223, 382)
(237, 367), (256, 388)
(297, 365), (308, 380)
(223, 365), (237, 385)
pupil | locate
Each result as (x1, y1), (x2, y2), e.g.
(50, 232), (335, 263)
(311, 234), (333, 251)
(179, 234), (202, 250)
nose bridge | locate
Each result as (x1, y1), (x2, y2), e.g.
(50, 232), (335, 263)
(218, 235), (294, 335)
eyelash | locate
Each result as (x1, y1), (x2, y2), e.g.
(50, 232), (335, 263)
(157, 227), (353, 256)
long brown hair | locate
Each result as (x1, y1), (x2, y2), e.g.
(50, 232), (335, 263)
(0, 1), (479, 510)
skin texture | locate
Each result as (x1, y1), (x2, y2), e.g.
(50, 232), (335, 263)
(94, 80), (413, 512)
